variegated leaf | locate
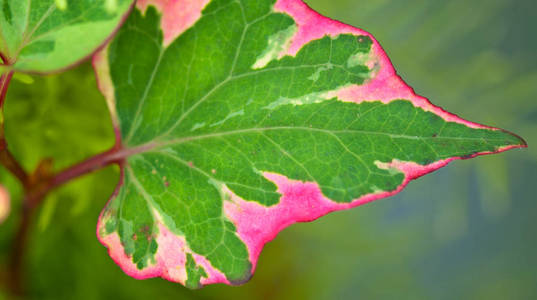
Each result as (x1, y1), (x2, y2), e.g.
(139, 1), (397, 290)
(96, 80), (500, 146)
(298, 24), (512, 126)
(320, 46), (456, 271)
(0, 0), (133, 73)
(93, 0), (526, 288)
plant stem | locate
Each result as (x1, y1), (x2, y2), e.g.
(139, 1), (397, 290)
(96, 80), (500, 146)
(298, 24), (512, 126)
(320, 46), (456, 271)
(0, 60), (141, 297)
(1, 66), (152, 294)
(3, 143), (130, 296)
(0, 70), (28, 185)
(0, 141), (29, 186)
(7, 204), (35, 296)
(0, 64), (33, 296)
(3, 145), (126, 297)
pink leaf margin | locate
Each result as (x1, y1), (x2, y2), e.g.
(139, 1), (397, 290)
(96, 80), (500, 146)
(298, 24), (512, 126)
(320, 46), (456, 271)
(224, 145), (524, 275)
(96, 165), (229, 286)
(224, 0), (527, 276)
(275, 0), (495, 129)
(93, 0), (527, 287)
(136, 0), (211, 47)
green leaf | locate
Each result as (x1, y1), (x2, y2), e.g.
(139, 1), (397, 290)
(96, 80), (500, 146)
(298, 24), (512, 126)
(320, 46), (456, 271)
(94, 0), (526, 288)
(0, 0), (133, 73)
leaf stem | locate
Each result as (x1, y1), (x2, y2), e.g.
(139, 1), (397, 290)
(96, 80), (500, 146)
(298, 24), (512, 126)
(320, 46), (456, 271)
(0, 140), (29, 186)
(0, 69), (129, 294)
(7, 204), (36, 296)
(0, 69), (152, 293)
(0, 71), (13, 108)
(3, 139), (132, 297)
(0, 54), (136, 297)
(49, 140), (154, 193)
(0, 71), (30, 186)
(50, 146), (123, 191)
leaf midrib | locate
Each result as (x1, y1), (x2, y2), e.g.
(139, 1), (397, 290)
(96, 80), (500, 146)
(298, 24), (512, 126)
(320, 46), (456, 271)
(120, 125), (506, 162)
(19, 3), (55, 55)
(125, 123), (494, 206)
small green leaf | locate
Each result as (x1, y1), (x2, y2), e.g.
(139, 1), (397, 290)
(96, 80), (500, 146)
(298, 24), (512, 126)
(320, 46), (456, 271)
(0, 0), (133, 73)
(12, 72), (33, 84)
(94, 0), (526, 288)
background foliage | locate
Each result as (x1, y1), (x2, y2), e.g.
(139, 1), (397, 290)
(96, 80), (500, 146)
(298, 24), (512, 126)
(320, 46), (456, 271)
(1, 0), (535, 298)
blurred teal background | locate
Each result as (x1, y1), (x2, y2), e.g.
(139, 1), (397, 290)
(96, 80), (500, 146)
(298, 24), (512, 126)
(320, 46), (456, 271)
(1, 0), (536, 299)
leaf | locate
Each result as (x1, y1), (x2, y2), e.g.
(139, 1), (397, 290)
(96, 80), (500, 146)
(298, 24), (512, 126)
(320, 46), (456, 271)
(0, 0), (133, 73)
(93, 0), (526, 288)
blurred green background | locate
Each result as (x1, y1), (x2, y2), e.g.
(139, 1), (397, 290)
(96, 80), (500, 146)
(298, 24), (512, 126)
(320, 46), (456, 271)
(1, 0), (536, 299)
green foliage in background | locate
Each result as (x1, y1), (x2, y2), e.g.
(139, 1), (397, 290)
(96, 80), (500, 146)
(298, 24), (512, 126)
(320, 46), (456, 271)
(0, 0), (535, 299)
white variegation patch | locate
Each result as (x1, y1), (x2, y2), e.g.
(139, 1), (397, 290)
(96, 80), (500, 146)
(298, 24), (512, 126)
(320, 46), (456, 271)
(263, 89), (342, 110)
(210, 109), (244, 127)
(308, 64), (333, 81)
(190, 122), (206, 131)
(252, 25), (297, 69)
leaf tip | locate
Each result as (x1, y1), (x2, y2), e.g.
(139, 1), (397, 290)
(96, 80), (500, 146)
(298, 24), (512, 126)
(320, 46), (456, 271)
(456, 127), (527, 161)
(494, 128), (528, 152)
(228, 271), (254, 286)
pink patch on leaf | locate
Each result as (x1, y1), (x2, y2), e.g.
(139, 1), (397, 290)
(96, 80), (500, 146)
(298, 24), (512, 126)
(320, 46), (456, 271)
(274, 0), (490, 129)
(137, 0), (210, 47)
(274, 0), (370, 56)
(224, 145), (520, 272)
(98, 230), (167, 280)
(97, 167), (228, 285)
(191, 252), (229, 285)
(98, 220), (229, 285)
